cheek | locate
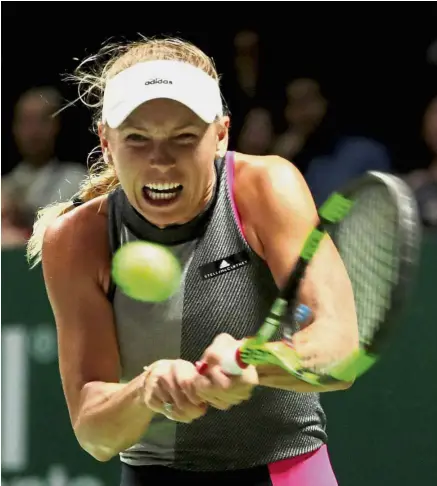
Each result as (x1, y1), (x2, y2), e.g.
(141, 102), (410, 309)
(112, 154), (137, 190)
(190, 144), (217, 175)
(112, 146), (144, 172)
(197, 131), (219, 157)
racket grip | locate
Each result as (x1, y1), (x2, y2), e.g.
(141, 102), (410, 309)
(196, 304), (312, 376)
(196, 343), (245, 376)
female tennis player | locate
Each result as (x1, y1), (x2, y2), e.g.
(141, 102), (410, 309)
(28, 37), (359, 486)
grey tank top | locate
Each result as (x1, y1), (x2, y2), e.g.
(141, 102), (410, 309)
(107, 151), (327, 471)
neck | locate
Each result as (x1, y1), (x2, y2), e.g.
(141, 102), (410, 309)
(24, 154), (53, 168)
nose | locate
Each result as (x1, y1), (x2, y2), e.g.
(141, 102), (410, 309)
(149, 141), (176, 172)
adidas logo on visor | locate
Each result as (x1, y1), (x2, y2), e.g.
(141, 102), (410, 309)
(145, 78), (173, 86)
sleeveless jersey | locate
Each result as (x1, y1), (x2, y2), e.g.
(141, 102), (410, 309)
(106, 151), (327, 471)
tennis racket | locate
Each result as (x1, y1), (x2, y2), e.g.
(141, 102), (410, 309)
(197, 171), (421, 385)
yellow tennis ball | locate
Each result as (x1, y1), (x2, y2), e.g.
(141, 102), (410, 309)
(112, 241), (182, 302)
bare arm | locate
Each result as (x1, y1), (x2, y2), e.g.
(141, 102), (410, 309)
(41, 201), (154, 462)
(236, 155), (359, 392)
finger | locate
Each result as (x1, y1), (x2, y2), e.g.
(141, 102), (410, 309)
(207, 382), (252, 401)
(206, 397), (234, 411)
(168, 401), (208, 422)
(178, 382), (203, 407)
(195, 375), (228, 406)
(207, 365), (232, 389)
(153, 393), (193, 422)
(160, 406), (193, 423)
(202, 334), (241, 367)
(168, 364), (209, 416)
(160, 367), (192, 412)
(144, 376), (173, 409)
(147, 390), (172, 413)
(196, 383), (248, 407)
(194, 375), (214, 401)
(194, 373), (242, 406)
(228, 384), (254, 401)
(143, 361), (174, 407)
(195, 375), (252, 407)
(174, 366), (204, 406)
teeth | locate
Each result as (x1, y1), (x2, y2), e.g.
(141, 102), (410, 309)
(147, 191), (178, 200)
(145, 182), (181, 190)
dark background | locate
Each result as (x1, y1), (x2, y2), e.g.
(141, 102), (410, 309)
(2, 2), (437, 175)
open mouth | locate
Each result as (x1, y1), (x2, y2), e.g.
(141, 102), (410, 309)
(142, 183), (183, 206)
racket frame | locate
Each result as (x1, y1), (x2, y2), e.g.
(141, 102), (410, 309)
(236, 171), (422, 382)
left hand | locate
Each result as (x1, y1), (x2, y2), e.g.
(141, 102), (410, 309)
(195, 334), (259, 410)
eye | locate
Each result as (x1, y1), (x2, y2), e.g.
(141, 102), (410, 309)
(125, 133), (149, 143)
(174, 133), (198, 143)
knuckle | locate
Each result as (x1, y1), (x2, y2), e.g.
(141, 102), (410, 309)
(177, 395), (189, 408)
(180, 378), (193, 390)
(212, 333), (232, 347)
(157, 374), (170, 388)
(175, 359), (188, 369)
(218, 332), (232, 341)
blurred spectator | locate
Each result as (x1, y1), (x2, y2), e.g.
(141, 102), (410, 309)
(237, 107), (273, 155)
(272, 78), (391, 207)
(426, 38), (437, 66)
(231, 29), (274, 154)
(1, 184), (33, 248)
(234, 30), (259, 100)
(2, 86), (86, 221)
(404, 96), (437, 227)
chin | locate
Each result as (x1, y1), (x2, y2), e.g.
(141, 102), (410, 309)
(134, 187), (203, 228)
(138, 201), (188, 228)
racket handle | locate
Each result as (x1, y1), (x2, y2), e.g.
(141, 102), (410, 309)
(196, 304), (312, 376)
(196, 343), (246, 376)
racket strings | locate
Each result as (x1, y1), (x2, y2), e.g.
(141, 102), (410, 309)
(332, 186), (400, 348)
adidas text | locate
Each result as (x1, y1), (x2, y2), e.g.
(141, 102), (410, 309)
(145, 79), (173, 86)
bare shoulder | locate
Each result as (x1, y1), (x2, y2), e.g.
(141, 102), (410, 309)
(231, 153), (317, 261)
(234, 152), (297, 181)
(233, 153), (317, 229)
(42, 195), (110, 290)
(234, 152), (313, 202)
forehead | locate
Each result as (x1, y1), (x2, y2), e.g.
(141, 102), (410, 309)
(122, 98), (206, 130)
(16, 95), (54, 118)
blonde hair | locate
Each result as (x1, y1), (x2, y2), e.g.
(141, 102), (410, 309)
(26, 36), (222, 267)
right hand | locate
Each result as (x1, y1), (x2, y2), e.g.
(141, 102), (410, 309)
(142, 359), (207, 423)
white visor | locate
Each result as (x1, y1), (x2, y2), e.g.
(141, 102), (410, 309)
(102, 60), (223, 128)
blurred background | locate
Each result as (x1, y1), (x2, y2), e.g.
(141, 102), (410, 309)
(2, 3), (437, 485)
